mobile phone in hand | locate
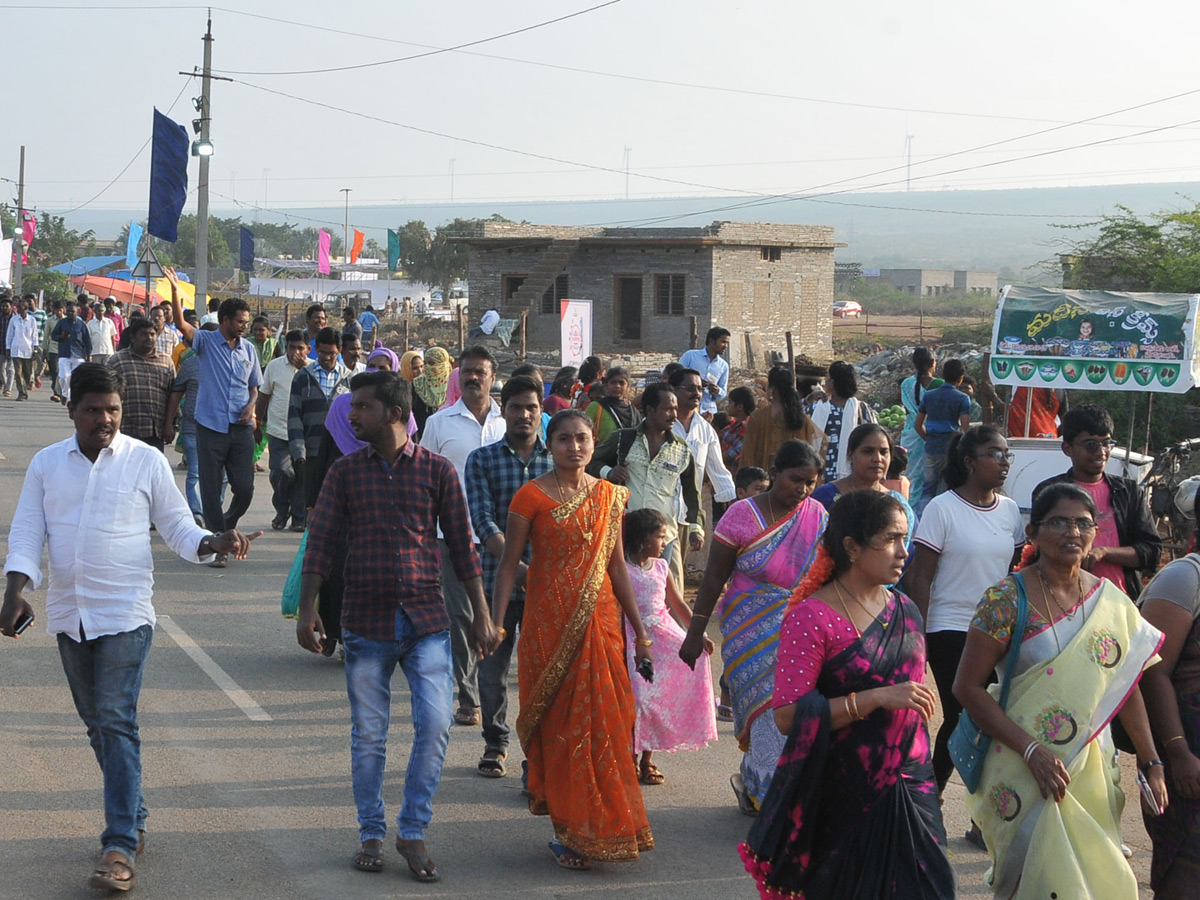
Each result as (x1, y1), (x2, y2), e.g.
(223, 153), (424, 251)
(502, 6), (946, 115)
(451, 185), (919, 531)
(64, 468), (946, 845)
(1138, 769), (1162, 816)
(636, 656), (654, 683)
(13, 612), (34, 635)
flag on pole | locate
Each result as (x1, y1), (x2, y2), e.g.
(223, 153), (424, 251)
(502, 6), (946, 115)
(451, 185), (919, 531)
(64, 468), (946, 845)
(0, 239), (12, 286)
(239, 226), (255, 272)
(125, 221), (144, 270)
(20, 210), (36, 264)
(317, 230), (331, 274)
(148, 109), (189, 242)
(387, 228), (400, 271)
(350, 229), (365, 264)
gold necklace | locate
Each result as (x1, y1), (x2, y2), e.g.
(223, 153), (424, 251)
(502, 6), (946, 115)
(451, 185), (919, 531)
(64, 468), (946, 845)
(766, 491), (779, 525)
(832, 580), (862, 638)
(553, 469), (586, 503)
(1036, 566), (1082, 621)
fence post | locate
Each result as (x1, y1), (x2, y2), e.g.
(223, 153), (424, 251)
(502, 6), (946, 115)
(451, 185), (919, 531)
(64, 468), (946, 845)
(457, 305), (465, 353)
(519, 310), (528, 361)
(689, 316), (698, 349)
(785, 331), (794, 372)
(403, 316), (410, 351)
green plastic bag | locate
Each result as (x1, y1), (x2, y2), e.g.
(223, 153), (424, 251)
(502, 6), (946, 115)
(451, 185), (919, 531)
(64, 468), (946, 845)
(281, 530), (308, 619)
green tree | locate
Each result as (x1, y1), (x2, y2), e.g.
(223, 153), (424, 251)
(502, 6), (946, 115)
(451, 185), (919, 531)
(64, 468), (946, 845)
(26, 213), (95, 267)
(22, 270), (73, 303)
(1059, 203), (1200, 292)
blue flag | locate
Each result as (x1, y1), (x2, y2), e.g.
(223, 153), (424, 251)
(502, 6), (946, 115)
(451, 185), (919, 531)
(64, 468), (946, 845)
(148, 109), (189, 243)
(239, 226), (255, 273)
(125, 221), (143, 269)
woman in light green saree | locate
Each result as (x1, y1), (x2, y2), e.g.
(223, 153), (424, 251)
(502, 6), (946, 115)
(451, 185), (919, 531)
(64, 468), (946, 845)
(954, 483), (1167, 900)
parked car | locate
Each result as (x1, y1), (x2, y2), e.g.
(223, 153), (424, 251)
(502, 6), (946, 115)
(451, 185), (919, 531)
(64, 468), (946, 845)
(833, 299), (863, 318)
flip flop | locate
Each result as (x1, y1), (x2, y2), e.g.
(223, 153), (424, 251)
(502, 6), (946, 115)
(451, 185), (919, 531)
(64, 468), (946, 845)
(90, 852), (136, 892)
(352, 838), (384, 872)
(396, 838), (441, 882)
(715, 701), (734, 722)
(548, 840), (591, 870)
(454, 706), (480, 726)
(639, 761), (665, 785)
(478, 750), (507, 778)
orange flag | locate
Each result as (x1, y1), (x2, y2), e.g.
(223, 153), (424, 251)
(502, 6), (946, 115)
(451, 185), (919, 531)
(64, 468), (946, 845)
(350, 229), (365, 264)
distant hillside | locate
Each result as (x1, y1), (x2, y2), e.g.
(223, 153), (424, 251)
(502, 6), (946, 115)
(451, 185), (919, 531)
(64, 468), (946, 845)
(66, 181), (1200, 278)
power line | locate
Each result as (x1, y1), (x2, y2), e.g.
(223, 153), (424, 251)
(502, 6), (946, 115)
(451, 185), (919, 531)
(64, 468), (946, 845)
(211, 0), (624, 77)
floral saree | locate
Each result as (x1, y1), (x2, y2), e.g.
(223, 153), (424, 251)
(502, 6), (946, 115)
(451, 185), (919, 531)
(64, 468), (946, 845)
(509, 478), (653, 861)
(966, 578), (1163, 899)
(741, 591), (955, 899)
(717, 497), (827, 805)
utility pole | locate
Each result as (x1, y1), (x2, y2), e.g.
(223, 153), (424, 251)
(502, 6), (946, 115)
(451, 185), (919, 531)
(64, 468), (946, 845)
(194, 14), (214, 315)
(448, 159), (455, 203)
(13, 145), (25, 295)
(340, 187), (351, 264)
(623, 147), (631, 200)
(904, 134), (914, 192)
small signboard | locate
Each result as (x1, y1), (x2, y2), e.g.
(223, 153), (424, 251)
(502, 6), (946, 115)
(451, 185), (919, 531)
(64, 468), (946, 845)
(560, 299), (593, 368)
(989, 285), (1200, 393)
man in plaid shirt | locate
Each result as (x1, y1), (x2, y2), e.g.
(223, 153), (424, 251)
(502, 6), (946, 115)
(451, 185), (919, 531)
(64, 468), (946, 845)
(464, 375), (553, 779)
(298, 370), (496, 883)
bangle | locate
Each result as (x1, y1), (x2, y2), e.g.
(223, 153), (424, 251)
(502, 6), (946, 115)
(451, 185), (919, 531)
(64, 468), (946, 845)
(636, 638), (653, 647)
(843, 696), (853, 721)
(1023, 740), (1039, 763)
(848, 692), (864, 721)
(1165, 735), (1188, 748)
(1141, 758), (1165, 773)
(497, 627), (507, 640)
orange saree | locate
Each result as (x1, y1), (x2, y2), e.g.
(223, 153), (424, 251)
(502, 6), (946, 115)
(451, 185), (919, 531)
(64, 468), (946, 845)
(508, 478), (654, 861)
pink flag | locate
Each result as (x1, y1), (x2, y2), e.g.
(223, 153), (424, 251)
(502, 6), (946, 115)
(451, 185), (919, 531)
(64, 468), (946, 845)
(317, 229), (331, 274)
(20, 210), (36, 264)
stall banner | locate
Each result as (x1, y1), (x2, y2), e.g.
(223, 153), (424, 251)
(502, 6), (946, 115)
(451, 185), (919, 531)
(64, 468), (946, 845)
(990, 285), (1200, 393)
(560, 299), (592, 368)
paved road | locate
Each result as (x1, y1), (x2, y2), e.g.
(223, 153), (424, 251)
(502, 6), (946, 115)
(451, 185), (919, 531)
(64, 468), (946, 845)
(0, 393), (1156, 898)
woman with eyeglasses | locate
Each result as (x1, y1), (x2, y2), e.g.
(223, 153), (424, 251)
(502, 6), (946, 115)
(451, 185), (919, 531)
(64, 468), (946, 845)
(953, 483), (1166, 899)
(904, 426), (1025, 823)
(740, 489), (954, 899)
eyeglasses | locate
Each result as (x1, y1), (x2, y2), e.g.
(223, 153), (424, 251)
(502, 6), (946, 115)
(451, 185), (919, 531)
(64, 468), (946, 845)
(973, 450), (1015, 464)
(1074, 438), (1116, 454)
(1037, 517), (1098, 534)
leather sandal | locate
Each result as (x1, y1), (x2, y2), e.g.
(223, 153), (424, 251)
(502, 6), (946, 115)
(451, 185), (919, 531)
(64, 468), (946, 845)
(90, 851), (136, 892)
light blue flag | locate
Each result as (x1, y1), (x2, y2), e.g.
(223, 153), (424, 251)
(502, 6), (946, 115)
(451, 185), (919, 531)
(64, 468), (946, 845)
(126, 221), (143, 269)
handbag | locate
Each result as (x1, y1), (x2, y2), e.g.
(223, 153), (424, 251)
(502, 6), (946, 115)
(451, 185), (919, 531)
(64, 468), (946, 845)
(281, 530), (309, 619)
(949, 572), (1030, 793)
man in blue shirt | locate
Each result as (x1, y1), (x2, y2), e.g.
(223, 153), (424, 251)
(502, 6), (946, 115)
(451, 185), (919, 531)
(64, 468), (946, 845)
(463, 375), (552, 779)
(51, 299), (93, 405)
(914, 357), (971, 516)
(358, 305), (380, 346)
(679, 326), (730, 418)
(169, 271), (262, 567)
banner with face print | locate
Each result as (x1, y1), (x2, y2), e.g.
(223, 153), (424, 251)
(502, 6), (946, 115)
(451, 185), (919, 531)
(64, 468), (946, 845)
(990, 284), (1200, 393)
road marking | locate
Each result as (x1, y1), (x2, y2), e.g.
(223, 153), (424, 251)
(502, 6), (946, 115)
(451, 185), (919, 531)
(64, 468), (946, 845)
(157, 616), (272, 722)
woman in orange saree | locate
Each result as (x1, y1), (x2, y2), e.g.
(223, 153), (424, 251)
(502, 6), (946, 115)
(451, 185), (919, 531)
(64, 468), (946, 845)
(490, 409), (655, 870)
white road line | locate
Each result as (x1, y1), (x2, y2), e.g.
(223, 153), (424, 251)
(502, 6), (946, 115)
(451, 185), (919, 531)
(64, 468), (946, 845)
(157, 615), (273, 722)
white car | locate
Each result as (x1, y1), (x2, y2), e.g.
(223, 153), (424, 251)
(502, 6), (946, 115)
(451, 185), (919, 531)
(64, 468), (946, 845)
(833, 300), (863, 318)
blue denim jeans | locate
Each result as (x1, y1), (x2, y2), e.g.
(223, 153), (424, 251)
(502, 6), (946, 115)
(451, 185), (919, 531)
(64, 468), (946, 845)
(57, 624), (153, 858)
(343, 619), (453, 842)
(918, 451), (948, 517)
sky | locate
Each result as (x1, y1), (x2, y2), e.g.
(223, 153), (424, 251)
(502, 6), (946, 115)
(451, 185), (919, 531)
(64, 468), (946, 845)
(3, 0), (1200, 237)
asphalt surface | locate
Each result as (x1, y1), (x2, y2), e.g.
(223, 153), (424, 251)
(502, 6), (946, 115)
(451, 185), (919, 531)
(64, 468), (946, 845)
(0, 389), (1156, 898)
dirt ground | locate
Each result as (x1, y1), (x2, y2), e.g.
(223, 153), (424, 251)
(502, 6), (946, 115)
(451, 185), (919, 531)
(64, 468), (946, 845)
(833, 313), (986, 342)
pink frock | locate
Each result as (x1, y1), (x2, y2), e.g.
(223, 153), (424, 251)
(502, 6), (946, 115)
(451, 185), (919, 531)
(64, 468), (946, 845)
(624, 556), (719, 753)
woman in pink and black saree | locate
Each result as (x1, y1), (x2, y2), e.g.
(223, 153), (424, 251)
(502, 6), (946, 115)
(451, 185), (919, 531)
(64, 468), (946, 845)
(954, 483), (1167, 899)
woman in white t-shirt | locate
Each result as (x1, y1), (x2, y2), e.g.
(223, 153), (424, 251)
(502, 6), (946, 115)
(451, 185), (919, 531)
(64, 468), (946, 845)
(905, 425), (1025, 800)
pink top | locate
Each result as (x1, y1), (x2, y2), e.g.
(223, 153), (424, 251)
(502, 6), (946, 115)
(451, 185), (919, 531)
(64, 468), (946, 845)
(544, 393), (571, 414)
(773, 597), (870, 708)
(1073, 478), (1127, 591)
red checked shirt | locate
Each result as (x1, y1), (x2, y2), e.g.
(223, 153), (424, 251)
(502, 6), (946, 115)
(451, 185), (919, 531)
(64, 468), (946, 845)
(302, 439), (482, 639)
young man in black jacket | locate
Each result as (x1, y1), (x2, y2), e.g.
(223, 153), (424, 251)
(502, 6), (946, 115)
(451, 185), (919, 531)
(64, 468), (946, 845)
(1031, 404), (1161, 597)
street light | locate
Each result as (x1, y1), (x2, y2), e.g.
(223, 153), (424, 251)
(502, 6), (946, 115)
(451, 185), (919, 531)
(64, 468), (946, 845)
(192, 139), (214, 157)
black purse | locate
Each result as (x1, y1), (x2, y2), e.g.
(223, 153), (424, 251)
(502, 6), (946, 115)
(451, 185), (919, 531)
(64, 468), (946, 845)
(949, 573), (1030, 793)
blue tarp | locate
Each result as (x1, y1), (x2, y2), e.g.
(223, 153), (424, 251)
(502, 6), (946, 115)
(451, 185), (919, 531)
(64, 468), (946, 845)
(48, 255), (126, 276)
(102, 268), (192, 282)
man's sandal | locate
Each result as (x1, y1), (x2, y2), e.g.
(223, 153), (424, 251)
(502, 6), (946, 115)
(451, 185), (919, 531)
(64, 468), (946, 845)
(549, 840), (591, 870)
(396, 838), (441, 882)
(89, 851), (136, 892)
(351, 839), (384, 872)
(639, 760), (665, 785)
(478, 750), (507, 778)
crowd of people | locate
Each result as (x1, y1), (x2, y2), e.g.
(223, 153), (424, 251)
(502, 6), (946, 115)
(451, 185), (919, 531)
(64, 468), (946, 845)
(3, 304), (1198, 899)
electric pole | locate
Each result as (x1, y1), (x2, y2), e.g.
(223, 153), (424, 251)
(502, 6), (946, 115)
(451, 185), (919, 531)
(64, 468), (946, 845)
(340, 188), (351, 264)
(195, 14), (214, 314)
(623, 147), (631, 200)
(13, 145), (25, 295)
(904, 134), (914, 192)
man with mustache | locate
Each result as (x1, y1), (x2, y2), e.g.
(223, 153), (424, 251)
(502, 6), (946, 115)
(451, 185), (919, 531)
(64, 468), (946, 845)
(418, 346), (504, 727)
(1, 363), (258, 893)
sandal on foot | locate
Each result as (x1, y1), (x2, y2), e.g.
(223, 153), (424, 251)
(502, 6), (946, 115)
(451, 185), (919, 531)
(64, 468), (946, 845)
(478, 750), (507, 778)
(548, 840), (591, 870)
(271, 516), (287, 531)
(352, 839), (384, 872)
(965, 825), (987, 852)
(90, 852), (136, 892)
(396, 838), (441, 882)
(639, 761), (665, 785)
(715, 701), (734, 722)
(731, 773), (757, 817)
(454, 706), (480, 726)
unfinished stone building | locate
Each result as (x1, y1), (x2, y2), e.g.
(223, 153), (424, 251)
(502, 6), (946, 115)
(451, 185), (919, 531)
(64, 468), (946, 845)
(458, 221), (837, 368)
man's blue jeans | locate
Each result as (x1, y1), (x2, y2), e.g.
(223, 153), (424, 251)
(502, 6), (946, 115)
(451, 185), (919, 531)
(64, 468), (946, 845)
(181, 431), (226, 518)
(919, 451), (948, 517)
(57, 624), (153, 859)
(343, 620), (453, 843)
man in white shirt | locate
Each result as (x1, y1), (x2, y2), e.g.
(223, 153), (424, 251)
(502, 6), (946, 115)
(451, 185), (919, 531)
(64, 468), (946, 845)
(255, 330), (310, 531)
(6, 297), (39, 400)
(679, 326), (731, 418)
(1, 362), (258, 893)
(419, 346), (505, 726)
(87, 305), (118, 365)
(468, 308), (501, 339)
(669, 366), (737, 590)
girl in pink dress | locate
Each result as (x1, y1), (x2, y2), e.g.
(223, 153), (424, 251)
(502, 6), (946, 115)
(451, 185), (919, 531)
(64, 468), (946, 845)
(624, 508), (719, 785)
